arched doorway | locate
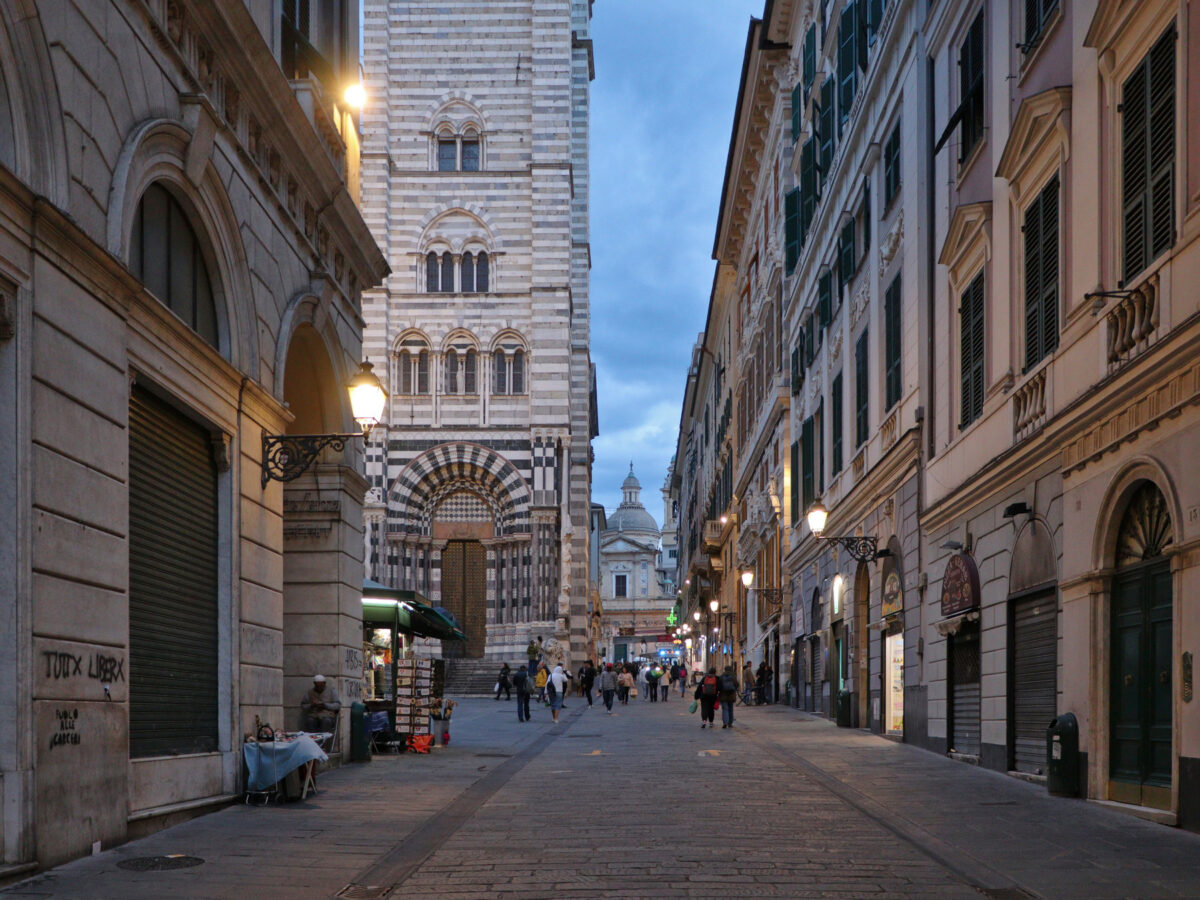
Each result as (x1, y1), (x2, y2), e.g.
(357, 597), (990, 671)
(280, 322), (360, 741)
(432, 488), (493, 659)
(1109, 481), (1174, 809)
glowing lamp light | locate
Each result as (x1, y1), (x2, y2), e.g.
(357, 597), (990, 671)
(708, 599), (719, 613)
(806, 500), (829, 536)
(741, 569), (754, 588)
(344, 83), (367, 109)
(348, 362), (387, 435)
(693, 611), (700, 622)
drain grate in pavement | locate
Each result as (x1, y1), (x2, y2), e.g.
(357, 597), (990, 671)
(336, 884), (391, 899)
(976, 889), (1038, 899)
(565, 733), (601, 738)
(473, 752), (512, 758)
(116, 855), (204, 872)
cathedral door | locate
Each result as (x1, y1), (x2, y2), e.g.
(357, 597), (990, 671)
(442, 540), (487, 659)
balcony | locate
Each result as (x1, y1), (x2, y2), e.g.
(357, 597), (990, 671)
(1105, 276), (1160, 370)
(702, 520), (723, 552)
(1012, 368), (1046, 441)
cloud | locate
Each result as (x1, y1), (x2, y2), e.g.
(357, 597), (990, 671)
(588, 0), (763, 514)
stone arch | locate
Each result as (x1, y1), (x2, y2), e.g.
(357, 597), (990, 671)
(0, 1), (69, 207)
(1092, 456), (1183, 571)
(391, 327), (432, 355)
(275, 290), (354, 434)
(1009, 518), (1058, 593)
(425, 92), (491, 132)
(389, 442), (531, 537)
(416, 204), (501, 252)
(441, 328), (480, 353)
(108, 118), (257, 373)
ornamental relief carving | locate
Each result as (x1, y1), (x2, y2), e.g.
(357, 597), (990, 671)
(851, 283), (869, 328)
(880, 208), (903, 269)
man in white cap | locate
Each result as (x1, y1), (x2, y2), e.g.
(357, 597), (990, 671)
(300, 674), (341, 733)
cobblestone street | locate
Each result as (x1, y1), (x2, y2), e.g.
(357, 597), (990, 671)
(6, 697), (1200, 899)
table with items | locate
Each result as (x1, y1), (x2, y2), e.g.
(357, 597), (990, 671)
(242, 732), (329, 799)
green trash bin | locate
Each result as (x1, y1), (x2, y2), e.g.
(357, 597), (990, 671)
(1047, 712), (1079, 796)
(350, 701), (371, 762)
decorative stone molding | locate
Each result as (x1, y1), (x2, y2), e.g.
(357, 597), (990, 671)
(851, 449), (865, 480)
(879, 208), (903, 269)
(880, 411), (897, 450)
(1012, 369), (1047, 441)
(828, 322), (843, 362)
(851, 283), (869, 328)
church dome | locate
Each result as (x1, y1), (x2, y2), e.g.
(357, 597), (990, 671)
(605, 464), (659, 535)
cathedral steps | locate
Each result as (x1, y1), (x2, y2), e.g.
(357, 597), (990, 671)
(442, 659), (507, 697)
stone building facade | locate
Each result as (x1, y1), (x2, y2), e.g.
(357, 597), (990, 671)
(674, 0), (1200, 831)
(0, 0), (386, 868)
(358, 0), (596, 664)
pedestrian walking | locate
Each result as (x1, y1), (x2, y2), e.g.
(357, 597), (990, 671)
(755, 661), (767, 705)
(494, 662), (511, 700)
(660, 666), (670, 702)
(678, 664), (688, 697)
(742, 661), (755, 706)
(535, 662), (549, 704)
(598, 663), (618, 713)
(718, 665), (738, 728)
(581, 660), (597, 706)
(637, 664), (648, 702)
(695, 667), (719, 728)
(617, 666), (633, 704)
(513, 664), (532, 722)
(646, 665), (659, 703)
(546, 663), (572, 724)
(763, 661), (775, 704)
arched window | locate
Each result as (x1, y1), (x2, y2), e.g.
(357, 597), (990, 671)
(461, 252), (475, 293)
(461, 135), (480, 171)
(460, 250), (489, 293)
(475, 251), (489, 292)
(395, 335), (430, 395)
(431, 116), (484, 172)
(493, 350), (507, 394)
(426, 251), (455, 292)
(446, 351), (459, 394)
(464, 349), (478, 394)
(512, 348), (525, 393)
(130, 183), (218, 348)
(492, 344), (527, 396)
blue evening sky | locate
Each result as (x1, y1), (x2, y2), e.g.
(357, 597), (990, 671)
(589, 0), (763, 522)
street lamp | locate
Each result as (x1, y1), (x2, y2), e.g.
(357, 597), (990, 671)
(805, 499), (884, 562)
(741, 569), (754, 588)
(709, 599), (719, 613)
(261, 361), (387, 487)
(693, 611), (700, 622)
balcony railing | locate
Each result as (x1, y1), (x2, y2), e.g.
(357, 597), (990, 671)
(1106, 277), (1160, 369)
(1013, 369), (1046, 441)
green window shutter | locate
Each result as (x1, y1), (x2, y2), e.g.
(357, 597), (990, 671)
(803, 24), (817, 95)
(840, 218), (856, 284)
(1148, 27), (1176, 264)
(838, 0), (858, 130)
(960, 273), (985, 427)
(817, 399), (825, 493)
(818, 273), (832, 329)
(867, 0), (884, 43)
(959, 13), (985, 161)
(862, 180), (871, 251)
(805, 314), (816, 365)
(819, 79), (836, 183)
(857, 0), (870, 70)
(790, 440), (801, 526)
(1024, 177), (1059, 371)
(1121, 46), (1149, 281)
(831, 372), (843, 475)
(800, 139), (817, 246)
(884, 122), (900, 207)
(801, 416), (815, 512)
(885, 274), (902, 408)
(855, 330), (869, 446)
(785, 187), (801, 274)
(791, 82), (803, 143)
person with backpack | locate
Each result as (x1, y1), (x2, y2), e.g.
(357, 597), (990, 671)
(546, 663), (572, 724)
(694, 667), (720, 728)
(645, 665), (660, 703)
(718, 665), (739, 728)
(512, 663), (532, 722)
(677, 664), (688, 697)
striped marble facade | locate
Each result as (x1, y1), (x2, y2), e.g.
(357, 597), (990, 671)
(360, 0), (594, 662)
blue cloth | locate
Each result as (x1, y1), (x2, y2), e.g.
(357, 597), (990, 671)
(242, 734), (327, 791)
(367, 711), (390, 734)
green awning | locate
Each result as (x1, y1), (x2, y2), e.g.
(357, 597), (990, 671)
(362, 580), (466, 642)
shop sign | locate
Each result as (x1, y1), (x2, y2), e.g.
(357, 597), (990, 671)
(881, 571), (903, 618)
(618, 626), (635, 636)
(940, 553), (981, 617)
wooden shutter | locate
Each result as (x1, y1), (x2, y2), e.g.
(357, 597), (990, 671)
(785, 187), (801, 273)
(790, 346), (801, 395)
(1024, 177), (1059, 371)
(805, 315), (816, 365)
(801, 416), (815, 511)
(803, 24), (816, 96)
(1148, 28), (1176, 264)
(960, 273), (985, 427)
(831, 372), (843, 475)
(791, 82), (803, 143)
(800, 139), (817, 246)
(819, 80), (836, 181)
(838, 0), (857, 129)
(840, 219), (856, 284)
(885, 123), (900, 206)
(855, 330), (869, 446)
(862, 181), (871, 250)
(790, 440), (800, 526)
(817, 399), (825, 493)
(818, 273), (832, 329)
(885, 275), (902, 409)
(129, 385), (219, 758)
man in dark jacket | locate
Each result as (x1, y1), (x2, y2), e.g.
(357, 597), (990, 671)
(694, 667), (719, 728)
(512, 664), (532, 722)
(581, 660), (597, 706)
(718, 665), (739, 728)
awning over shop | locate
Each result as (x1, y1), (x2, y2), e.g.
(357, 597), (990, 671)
(362, 579), (467, 642)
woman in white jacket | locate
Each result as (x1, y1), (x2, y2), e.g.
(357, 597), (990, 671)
(546, 664), (572, 723)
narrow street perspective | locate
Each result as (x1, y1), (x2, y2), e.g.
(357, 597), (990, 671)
(6, 698), (1200, 899)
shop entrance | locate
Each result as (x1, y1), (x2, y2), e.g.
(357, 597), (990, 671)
(442, 540), (487, 659)
(949, 623), (981, 756)
(883, 623), (904, 735)
(855, 563), (870, 729)
(1010, 591), (1056, 774)
(1109, 482), (1174, 809)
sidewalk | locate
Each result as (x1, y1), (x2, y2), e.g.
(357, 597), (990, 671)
(5, 697), (1200, 898)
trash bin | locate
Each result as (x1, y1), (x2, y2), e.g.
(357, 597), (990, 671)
(1046, 712), (1079, 796)
(349, 701), (371, 762)
(836, 689), (852, 727)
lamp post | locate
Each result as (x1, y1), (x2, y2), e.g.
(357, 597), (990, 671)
(261, 362), (387, 486)
(805, 500), (886, 562)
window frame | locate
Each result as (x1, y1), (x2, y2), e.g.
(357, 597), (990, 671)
(1022, 175), (1060, 372)
(884, 273), (902, 410)
(959, 271), (986, 429)
(854, 330), (869, 447)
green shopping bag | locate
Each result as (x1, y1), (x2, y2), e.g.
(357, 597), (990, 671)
(688, 700), (698, 714)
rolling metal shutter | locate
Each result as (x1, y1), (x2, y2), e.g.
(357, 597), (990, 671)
(1012, 593), (1057, 774)
(950, 625), (981, 756)
(128, 386), (219, 757)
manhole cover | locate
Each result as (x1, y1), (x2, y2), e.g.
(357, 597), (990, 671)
(336, 884), (392, 899)
(116, 855), (204, 871)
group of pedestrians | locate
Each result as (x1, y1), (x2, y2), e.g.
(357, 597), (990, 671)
(499, 657), (576, 724)
(694, 665), (741, 728)
(740, 660), (775, 705)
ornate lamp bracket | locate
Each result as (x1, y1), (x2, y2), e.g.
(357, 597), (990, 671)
(261, 433), (359, 487)
(822, 535), (881, 563)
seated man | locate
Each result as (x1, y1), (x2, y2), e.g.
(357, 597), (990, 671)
(300, 674), (341, 734)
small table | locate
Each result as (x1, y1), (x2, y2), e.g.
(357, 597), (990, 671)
(243, 733), (328, 800)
